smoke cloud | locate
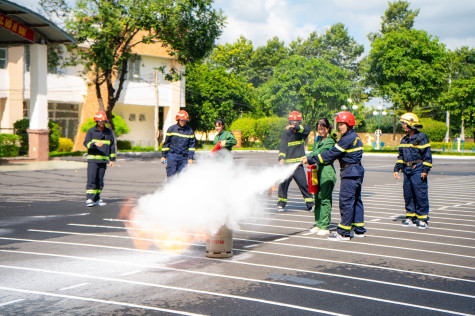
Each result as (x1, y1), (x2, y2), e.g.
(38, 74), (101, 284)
(134, 157), (299, 236)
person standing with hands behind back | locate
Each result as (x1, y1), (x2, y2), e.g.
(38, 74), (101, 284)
(84, 111), (116, 207)
(393, 113), (432, 229)
(302, 118), (337, 236)
(161, 110), (195, 177)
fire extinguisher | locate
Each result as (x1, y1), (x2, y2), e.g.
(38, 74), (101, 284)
(307, 164), (318, 194)
(210, 141), (222, 153)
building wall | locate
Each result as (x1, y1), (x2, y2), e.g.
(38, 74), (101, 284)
(115, 104), (156, 147)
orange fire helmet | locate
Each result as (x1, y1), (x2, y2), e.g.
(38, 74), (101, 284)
(176, 110), (189, 121)
(336, 111), (356, 126)
(288, 111), (302, 121)
(94, 111), (107, 122)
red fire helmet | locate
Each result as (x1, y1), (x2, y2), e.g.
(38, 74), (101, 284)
(94, 111), (107, 122)
(176, 110), (189, 121)
(288, 111), (302, 121)
(336, 111), (356, 126)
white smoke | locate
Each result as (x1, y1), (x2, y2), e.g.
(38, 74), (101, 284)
(135, 157), (299, 235)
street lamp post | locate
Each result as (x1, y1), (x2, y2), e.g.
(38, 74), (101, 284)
(372, 105), (387, 150)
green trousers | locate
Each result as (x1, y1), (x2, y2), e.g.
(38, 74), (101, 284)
(314, 166), (336, 230)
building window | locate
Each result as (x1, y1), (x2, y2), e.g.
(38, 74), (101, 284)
(24, 45), (30, 72)
(128, 55), (142, 81)
(48, 103), (79, 139)
(0, 48), (6, 69)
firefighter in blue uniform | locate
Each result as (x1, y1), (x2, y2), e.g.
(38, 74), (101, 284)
(393, 113), (432, 230)
(84, 111), (116, 207)
(160, 110), (195, 177)
(277, 111), (314, 212)
(304, 111), (365, 241)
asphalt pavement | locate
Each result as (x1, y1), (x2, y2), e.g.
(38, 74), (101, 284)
(1, 152), (474, 315)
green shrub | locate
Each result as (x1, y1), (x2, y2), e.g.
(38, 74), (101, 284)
(420, 118), (446, 142)
(117, 140), (132, 150)
(49, 151), (85, 157)
(256, 117), (288, 150)
(230, 117), (256, 147)
(57, 137), (74, 152)
(13, 118), (62, 154)
(431, 141), (475, 150)
(13, 118), (29, 155)
(0, 134), (21, 157)
(80, 112), (130, 136)
(48, 121), (61, 151)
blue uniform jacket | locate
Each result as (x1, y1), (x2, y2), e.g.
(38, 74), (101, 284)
(307, 129), (364, 178)
(278, 125), (311, 163)
(162, 124), (196, 160)
(394, 131), (432, 173)
(83, 126), (116, 163)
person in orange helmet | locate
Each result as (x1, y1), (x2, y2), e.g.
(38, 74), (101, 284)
(276, 111), (314, 212)
(161, 110), (196, 177)
(83, 111), (116, 207)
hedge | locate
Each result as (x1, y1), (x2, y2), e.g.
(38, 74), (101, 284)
(0, 134), (21, 157)
(255, 117), (288, 150)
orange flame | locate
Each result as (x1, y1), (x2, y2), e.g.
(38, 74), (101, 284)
(118, 198), (208, 254)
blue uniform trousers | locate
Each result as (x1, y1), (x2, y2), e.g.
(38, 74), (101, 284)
(403, 164), (430, 222)
(166, 153), (188, 177)
(337, 177), (365, 237)
(86, 162), (107, 201)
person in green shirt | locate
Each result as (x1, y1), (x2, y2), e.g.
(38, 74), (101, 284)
(213, 119), (237, 152)
(302, 118), (337, 236)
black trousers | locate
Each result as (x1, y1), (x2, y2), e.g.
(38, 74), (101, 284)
(277, 164), (314, 210)
(86, 162), (107, 201)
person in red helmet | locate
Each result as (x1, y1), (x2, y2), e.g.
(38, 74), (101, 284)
(161, 110), (196, 177)
(276, 111), (314, 212)
(303, 111), (365, 241)
(83, 111), (116, 207)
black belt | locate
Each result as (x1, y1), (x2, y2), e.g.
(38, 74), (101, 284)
(340, 162), (361, 169)
(404, 159), (423, 167)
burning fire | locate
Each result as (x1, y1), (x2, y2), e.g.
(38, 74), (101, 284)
(118, 199), (208, 254)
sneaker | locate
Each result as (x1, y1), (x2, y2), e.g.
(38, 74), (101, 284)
(317, 229), (330, 236)
(86, 199), (95, 207)
(401, 219), (416, 227)
(307, 206), (314, 212)
(417, 221), (429, 230)
(353, 233), (366, 238)
(309, 226), (320, 234)
(96, 199), (107, 207)
(327, 233), (350, 241)
(277, 206), (285, 212)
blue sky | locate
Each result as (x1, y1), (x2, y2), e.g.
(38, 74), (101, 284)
(15, 0), (475, 55)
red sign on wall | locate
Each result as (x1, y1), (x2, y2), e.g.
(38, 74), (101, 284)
(232, 130), (242, 148)
(0, 14), (35, 43)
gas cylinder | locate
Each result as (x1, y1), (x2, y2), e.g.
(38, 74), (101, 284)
(307, 164), (318, 194)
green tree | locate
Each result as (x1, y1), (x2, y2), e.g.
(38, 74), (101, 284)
(51, 0), (224, 131)
(366, 29), (448, 113)
(208, 35), (254, 76)
(261, 55), (351, 126)
(368, 0), (420, 41)
(185, 63), (256, 133)
(440, 47), (475, 139)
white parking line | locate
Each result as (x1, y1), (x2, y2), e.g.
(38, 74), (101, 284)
(0, 286), (204, 316)
(0, 299), (25, 307)
(59, 283), (90, 291)
(0, 256), (472, 315)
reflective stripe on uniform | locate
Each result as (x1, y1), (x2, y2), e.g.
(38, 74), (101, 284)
(87, 155), (109, 160)
(110, 153), (116, 158)
(304, 197), (314, 203)
(166, 132), (194, 138)
(352, 222), (364, 227)
(396, 160), (404, 164)
(423, 162), (432, 167)
(398, 143), (431, 149)
(416, 214), (428, 219)
(189, 148), (196, 151)
(335, 144), (364, 153)
(278, 198), (287, 202)
(86, 189), (101, 194)
(288, 140), (304, 146)
(338, 224), (352, 230)
(318, 154), (324, 163)
(279, 153), (286, 158)
(284, 157), (304, 163)
(162, 148), (170, 152)
(91, 139), (111, 145)
(406, 212), (416, 217)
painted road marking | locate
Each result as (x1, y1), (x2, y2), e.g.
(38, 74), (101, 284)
(1, 239), (473, 298)
(0, 286), (204, 316)
(59, 283), (90, 291)
(0, 299), (25, 307)
(119, 270), (143, 276)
